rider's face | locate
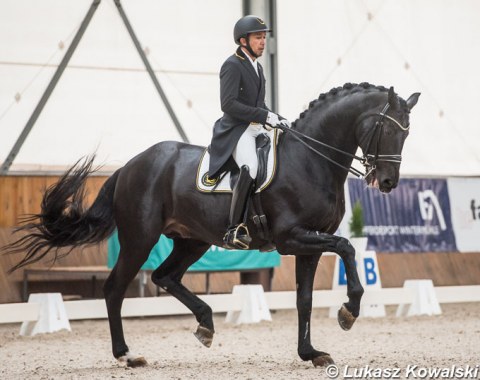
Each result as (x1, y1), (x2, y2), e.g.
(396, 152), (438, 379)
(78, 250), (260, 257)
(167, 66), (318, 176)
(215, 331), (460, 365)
(241, 31), (266, 58)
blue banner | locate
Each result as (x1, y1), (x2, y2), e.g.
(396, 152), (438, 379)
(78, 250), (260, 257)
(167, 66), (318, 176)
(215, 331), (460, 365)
(348, 178), (457, 252)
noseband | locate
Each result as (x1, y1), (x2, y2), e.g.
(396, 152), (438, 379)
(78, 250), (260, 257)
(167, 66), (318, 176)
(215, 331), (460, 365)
(279, 102), (409, 178)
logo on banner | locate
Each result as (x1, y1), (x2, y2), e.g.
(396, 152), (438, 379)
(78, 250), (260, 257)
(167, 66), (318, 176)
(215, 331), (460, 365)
(418, 190), (447, 230)
(332, 251), (386, 318)
(471, 199), (480, 221)
(338, 257), (378, 285)
(363, 189), (448, 237)
(348, 177), (457, 252)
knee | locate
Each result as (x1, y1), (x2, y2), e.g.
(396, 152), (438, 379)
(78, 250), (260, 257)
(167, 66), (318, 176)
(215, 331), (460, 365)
(337, 237), (355, 256)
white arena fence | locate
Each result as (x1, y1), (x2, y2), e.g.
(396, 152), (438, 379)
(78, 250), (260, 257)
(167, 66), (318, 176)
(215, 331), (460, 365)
(1, 285), (479, 326)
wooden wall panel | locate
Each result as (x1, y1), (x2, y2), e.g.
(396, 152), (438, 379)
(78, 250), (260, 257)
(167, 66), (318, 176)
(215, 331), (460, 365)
(1, 176), (479, 303)
(0, 228), (108, 303)
(1, 223), (480, 303)
(377, 252), (480, 287)
(0, 176), (108, 227)
(0, 175), (110, 302)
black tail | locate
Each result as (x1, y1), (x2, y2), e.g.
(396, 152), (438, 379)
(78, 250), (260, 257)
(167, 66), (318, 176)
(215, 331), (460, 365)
(3, 156), (120, 273)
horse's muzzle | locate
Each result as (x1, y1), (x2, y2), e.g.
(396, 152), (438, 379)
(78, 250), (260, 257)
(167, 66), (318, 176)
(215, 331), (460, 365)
(366, 172), (397, 193)
(379, 177), (397, 193)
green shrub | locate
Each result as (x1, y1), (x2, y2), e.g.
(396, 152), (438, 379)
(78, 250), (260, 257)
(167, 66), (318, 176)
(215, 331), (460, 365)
(349, 201), (365, 237)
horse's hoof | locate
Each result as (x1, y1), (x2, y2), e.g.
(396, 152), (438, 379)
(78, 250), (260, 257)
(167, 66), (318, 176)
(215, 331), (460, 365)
(118, 352), (148, 368)
(193, 325), (214, 348)
(338, 303), (357, 331)
(312, 354), (335, 367)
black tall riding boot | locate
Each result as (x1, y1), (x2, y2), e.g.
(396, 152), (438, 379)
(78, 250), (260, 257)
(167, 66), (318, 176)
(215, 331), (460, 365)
(223, 165), (255, 249)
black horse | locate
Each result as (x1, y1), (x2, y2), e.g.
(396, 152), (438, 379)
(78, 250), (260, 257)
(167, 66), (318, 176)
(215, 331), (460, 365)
(5, 83), (419, 368)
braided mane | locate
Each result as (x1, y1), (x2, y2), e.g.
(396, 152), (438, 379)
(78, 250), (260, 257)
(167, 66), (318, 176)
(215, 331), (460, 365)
(292, 82), (390, 128)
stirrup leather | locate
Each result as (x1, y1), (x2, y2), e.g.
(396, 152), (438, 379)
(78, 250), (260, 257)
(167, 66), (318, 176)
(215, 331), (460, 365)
(224, 223), (252, 249)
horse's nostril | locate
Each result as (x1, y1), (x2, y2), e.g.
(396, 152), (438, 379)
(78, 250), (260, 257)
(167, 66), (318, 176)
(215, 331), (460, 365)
(382, 178), (394, 188)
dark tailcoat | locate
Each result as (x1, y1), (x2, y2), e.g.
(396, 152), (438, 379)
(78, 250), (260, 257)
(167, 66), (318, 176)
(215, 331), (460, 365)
(208, 47), (269, 179)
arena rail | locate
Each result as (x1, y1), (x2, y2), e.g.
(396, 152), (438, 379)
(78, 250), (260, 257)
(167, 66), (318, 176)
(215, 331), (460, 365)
(64, 293), (244, 320)
(1, 285), (479, 325)
(0, 302), (40, 324)
(434, 285), (480, 303)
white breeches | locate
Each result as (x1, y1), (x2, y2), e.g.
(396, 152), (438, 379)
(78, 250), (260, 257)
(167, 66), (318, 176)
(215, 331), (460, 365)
(233, 123), (270, 180)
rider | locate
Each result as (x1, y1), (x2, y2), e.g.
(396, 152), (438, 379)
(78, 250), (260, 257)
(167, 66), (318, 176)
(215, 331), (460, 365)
(209, 15), (290, 249)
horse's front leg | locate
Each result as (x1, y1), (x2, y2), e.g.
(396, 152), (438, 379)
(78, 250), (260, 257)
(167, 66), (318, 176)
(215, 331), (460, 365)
(295, 254), (335, 367)
(282, 228), (364, 329)
(332, 235), (364, 330)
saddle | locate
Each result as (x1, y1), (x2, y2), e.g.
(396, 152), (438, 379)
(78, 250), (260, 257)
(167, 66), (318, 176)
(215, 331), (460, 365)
(196, 130), (279, 249)
(196, 129), (279, 194)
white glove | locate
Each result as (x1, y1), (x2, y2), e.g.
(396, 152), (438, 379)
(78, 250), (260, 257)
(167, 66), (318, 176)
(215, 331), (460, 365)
(265, 112), (280, 130)
(279, 119), (291, 128)
(265, 112), (290, 130)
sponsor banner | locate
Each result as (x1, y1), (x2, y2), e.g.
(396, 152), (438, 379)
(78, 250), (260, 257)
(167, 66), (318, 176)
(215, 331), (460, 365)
(348, 178), (457, 252)
(447, 178), (480, 252)
(107, 231), (281, 270)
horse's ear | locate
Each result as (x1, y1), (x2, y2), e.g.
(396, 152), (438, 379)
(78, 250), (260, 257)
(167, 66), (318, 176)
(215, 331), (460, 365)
(388, 87), (400, 110)
(406, 92), (421, 111)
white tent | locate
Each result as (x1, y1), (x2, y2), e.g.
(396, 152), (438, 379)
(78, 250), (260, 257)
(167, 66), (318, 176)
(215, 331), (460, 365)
(1, 0), (479, 175)
(277, 0), (480, 176)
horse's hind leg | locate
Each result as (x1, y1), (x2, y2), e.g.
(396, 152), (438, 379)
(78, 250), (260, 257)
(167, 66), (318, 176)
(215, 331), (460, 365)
(103, 237), (155, 367)
(151, 238), (213, 347)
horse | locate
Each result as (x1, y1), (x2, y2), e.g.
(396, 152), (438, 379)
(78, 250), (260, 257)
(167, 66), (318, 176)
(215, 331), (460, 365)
(4, 82), (420, 368)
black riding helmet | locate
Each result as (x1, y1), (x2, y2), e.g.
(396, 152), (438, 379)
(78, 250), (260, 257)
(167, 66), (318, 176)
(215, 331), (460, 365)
(234, 15), (271, 57)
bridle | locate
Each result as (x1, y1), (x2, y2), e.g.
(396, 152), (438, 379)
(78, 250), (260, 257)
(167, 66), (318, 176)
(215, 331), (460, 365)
(278, 102), (409, 178)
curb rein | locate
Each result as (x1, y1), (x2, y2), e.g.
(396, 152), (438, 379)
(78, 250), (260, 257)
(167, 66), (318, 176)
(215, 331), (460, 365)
(278, 102), (409, 178)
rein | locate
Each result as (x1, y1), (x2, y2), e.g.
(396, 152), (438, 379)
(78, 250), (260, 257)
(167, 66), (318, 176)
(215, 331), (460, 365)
(278, 102), (408, 178)
(278, 126), (365, 177)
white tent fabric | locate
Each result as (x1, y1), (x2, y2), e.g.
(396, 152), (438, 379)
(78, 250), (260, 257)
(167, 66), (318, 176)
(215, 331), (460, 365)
(1, 0), (479, 175)
(277, 0), (480, 176)
(0, 0), (240, 171)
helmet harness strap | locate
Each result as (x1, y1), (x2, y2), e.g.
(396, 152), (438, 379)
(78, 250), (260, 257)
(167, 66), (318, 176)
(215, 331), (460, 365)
(242, 34), (259, 59)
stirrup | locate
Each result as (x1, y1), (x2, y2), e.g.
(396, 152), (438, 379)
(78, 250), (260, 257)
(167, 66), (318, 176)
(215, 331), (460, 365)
(223, 223), (252, 250)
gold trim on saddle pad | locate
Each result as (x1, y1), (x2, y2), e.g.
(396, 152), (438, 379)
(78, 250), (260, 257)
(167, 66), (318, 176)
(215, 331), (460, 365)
(196, 149), (232, 193)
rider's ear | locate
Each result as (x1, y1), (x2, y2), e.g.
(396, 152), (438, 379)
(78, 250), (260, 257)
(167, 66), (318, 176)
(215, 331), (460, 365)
(388, 87), (401, 110)
(406, 93), (421, 111)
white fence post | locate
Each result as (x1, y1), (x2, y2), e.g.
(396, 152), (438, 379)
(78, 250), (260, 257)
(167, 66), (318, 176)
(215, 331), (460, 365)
(20, 293), (71, 336)
(396, 279), (442, 317)
(225, 285), (272, 324)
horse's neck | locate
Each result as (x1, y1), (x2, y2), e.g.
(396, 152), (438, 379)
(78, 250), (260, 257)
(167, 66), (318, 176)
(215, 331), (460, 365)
(292, 102), (359, 182)
(296, 99), (361, 146)
(293, 91), (386, 174)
